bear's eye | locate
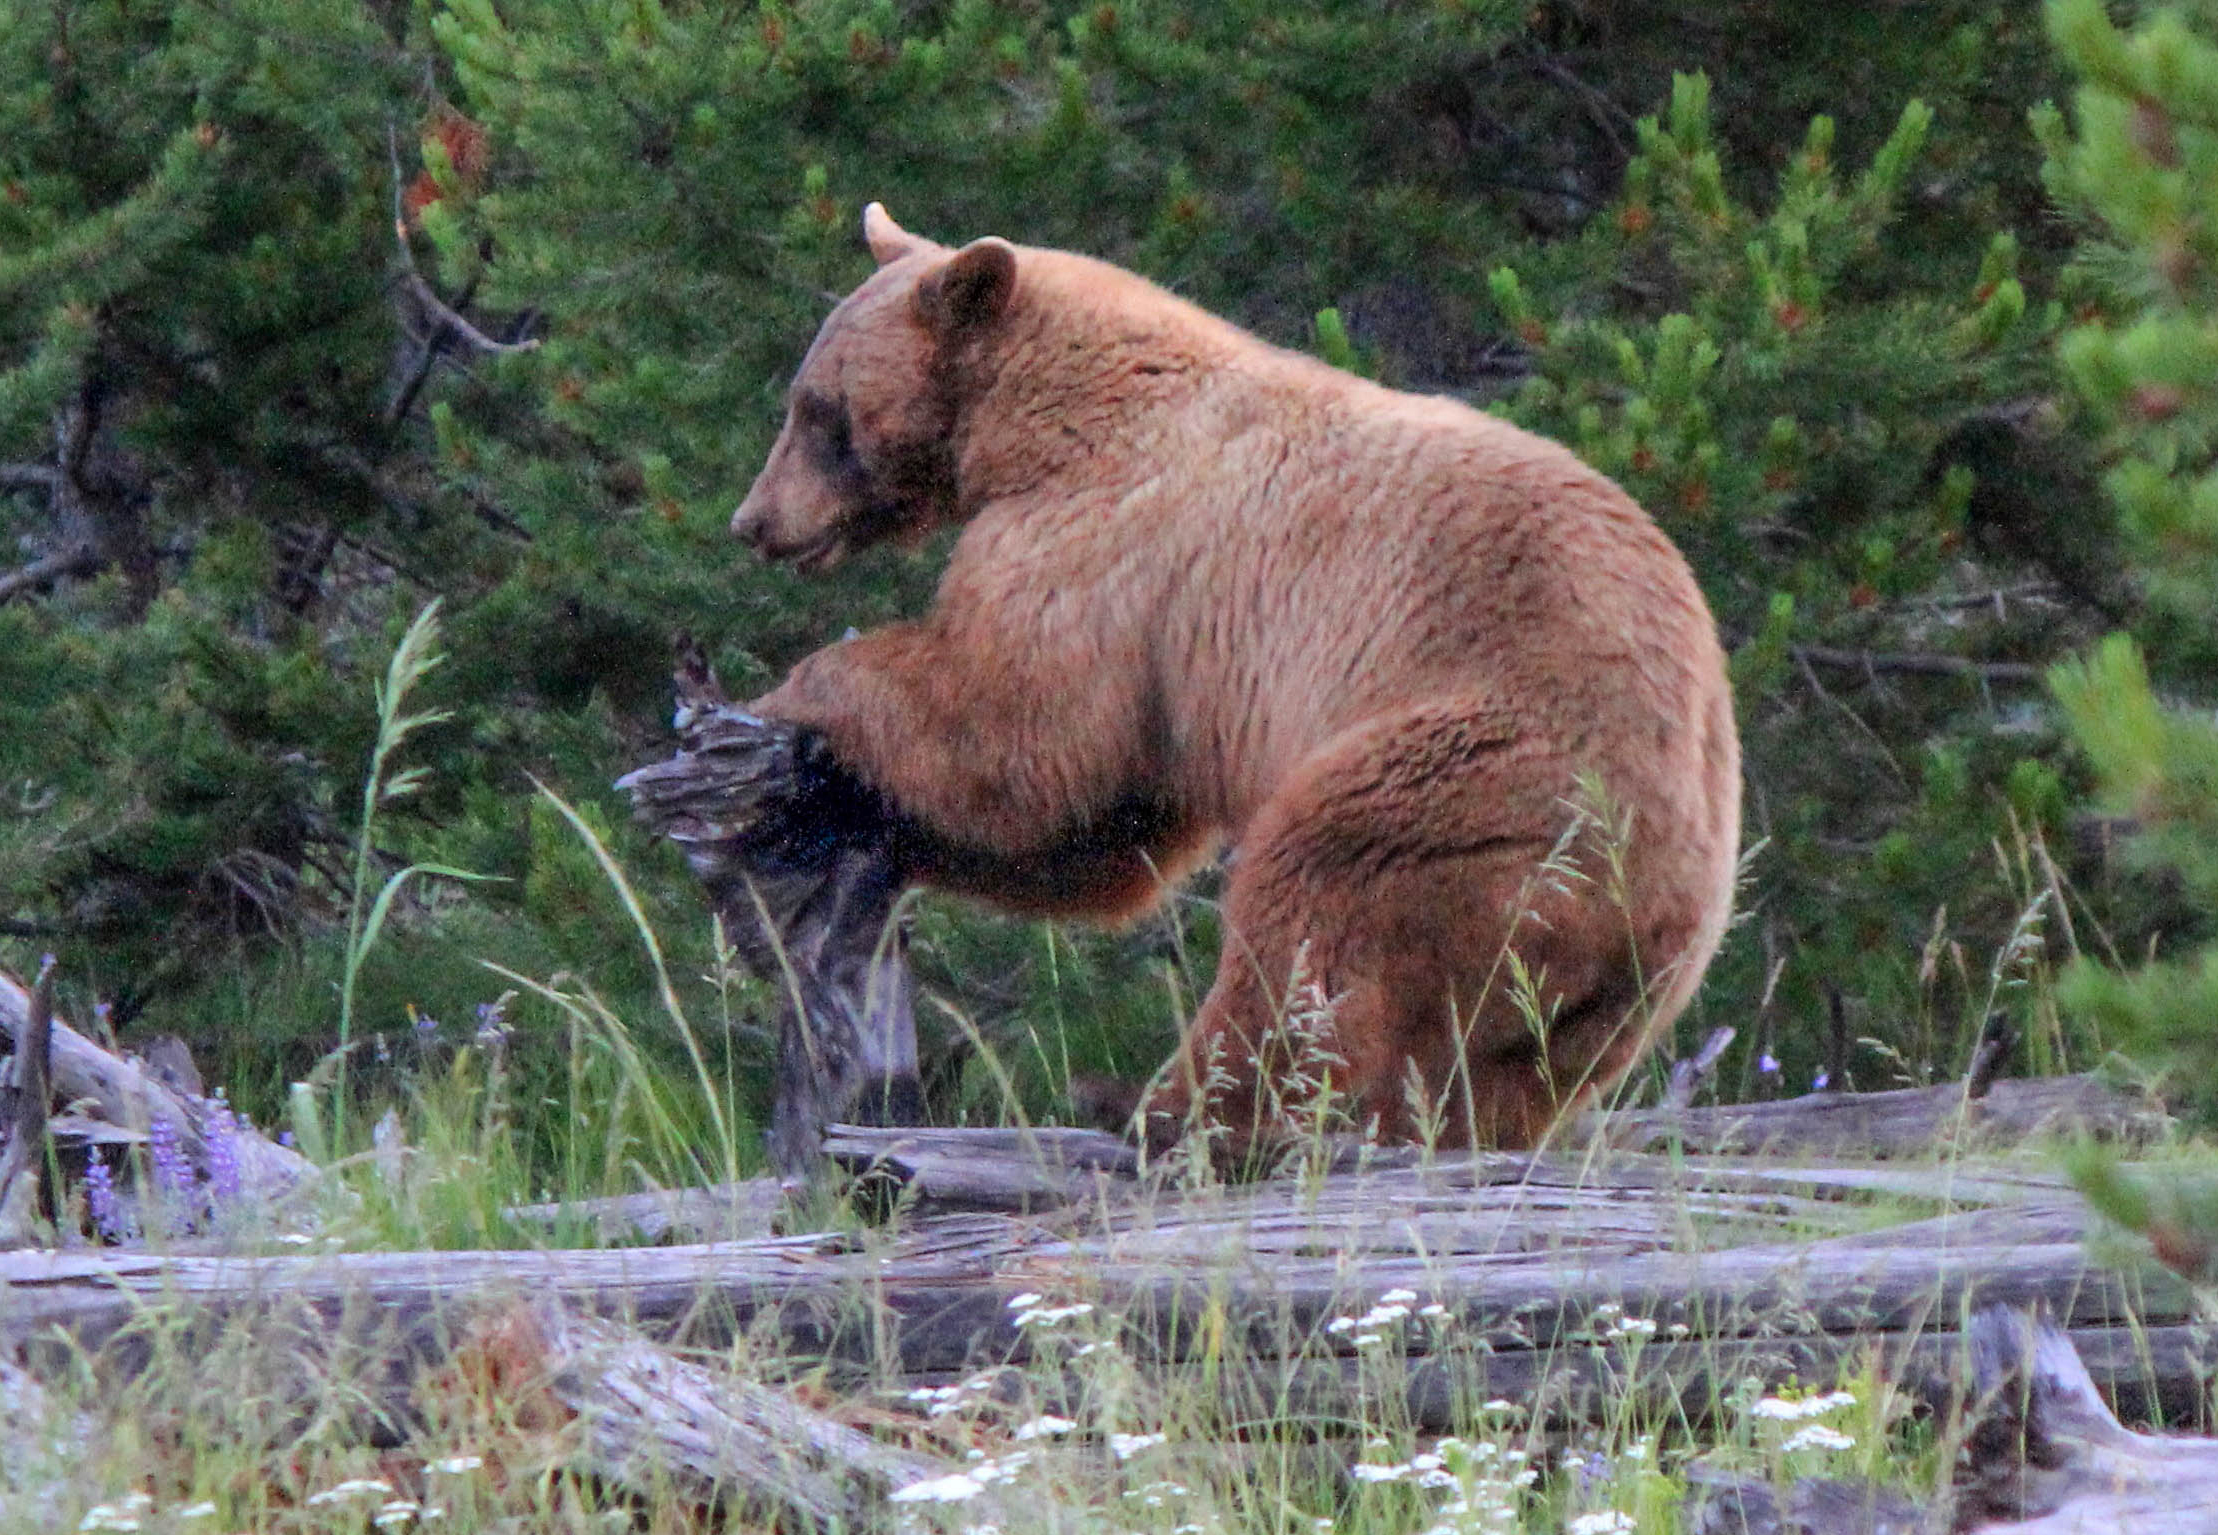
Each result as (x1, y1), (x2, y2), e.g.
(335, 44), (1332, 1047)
(796, 389), (860, 477)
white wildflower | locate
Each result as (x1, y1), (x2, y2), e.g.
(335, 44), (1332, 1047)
(1352, 1462), (1411, 1483)
(427, 1456), (483, 1475)
(889, 1473), (985, 1504)
(1379, 1287), (1419, 1305)
(306, 1479), (396, 1507)
(1011, 1414), (1075, 1440)
(1567, 1513), (1636, 1535)
(1481, 1398), (1521, 1414)
(374, 1501), (421, 1530)
(1006, 1292), (1044, 1311)
(175, 1506), (218, 1522)
(1606, 1315), (1659, 1340)
(77, 1510), (139, 1534)
(1783, 1423), (1856, 1453)
(1109, 1432), (1167, 1461)
(1353, 1331), (1387, 1347)
(1325, 1316), (1356, 1334)
(1750, 1396), (1807, 1420)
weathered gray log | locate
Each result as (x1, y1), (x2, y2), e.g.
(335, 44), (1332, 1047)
(1954, 1303), (2218, 1531)
(509, 1177), (790, 1244)
(617, 642), (919, 1177)
(520, 1302), (947, 1529)
(1598, 1072), (2165, 1158)
(502, 1121), (2079, 1249)
(2, 1154), (2201, 1431)
(0, 971), (314, 1204)
(1679, 1306), (2218, 1534)
(1681, 1461), (1932, 1535)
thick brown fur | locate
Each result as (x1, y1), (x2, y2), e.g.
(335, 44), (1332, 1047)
(732, 205), (1741, 1152)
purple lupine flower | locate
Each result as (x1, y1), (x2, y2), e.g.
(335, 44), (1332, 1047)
(82, 1156), (134, 1243)
(474, 997), (511, 1049)
(1758, 1051), (1781, 1075)
(1812, 1069), (1831, 1091)
(147, 1118), (193, 1198)
(147, 1116), (201, 1234)
(203, 1096), (244, 1206)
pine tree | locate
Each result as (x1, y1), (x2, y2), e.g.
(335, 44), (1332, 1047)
(2040, 0), (2218, 1281)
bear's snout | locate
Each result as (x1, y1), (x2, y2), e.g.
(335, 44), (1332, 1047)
(730, 485), (772, 549)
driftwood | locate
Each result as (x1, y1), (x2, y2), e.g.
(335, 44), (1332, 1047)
(616, 641), (919, 1177)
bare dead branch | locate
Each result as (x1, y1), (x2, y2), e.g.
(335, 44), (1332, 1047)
(0, 464), (58, 493)
(0, 541), (101, 606)
(1790, 644), (2046, 684)
(386, 125), (539, 359)
(1660, 1025), (1737, 1117)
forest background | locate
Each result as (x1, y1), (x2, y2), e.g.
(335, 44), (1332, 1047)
(4, 0), (2216, 1187)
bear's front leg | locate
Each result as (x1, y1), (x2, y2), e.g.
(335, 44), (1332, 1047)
(755, 621), (1203, 921)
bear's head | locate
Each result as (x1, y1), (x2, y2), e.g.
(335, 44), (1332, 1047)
(732, 204), (1017, 571)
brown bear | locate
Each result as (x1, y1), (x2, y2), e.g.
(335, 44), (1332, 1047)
(730, 204), (1740, 1151)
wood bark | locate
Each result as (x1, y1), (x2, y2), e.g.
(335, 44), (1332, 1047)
(617, 644), (920, 1177)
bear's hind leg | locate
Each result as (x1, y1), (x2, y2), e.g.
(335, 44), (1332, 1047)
(1143, 701), (1677, 1153)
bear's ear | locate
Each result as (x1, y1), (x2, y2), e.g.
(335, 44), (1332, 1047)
(916, 238), (1018, 338)
(863, 202), (934, 266)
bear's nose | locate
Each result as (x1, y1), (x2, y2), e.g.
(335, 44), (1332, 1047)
(730, 495), (768, 548)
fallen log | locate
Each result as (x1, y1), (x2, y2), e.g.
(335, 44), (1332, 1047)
(0, 971), (314, 1209)
(1681, 1305), (2218, 1534)
(2, 1154), (2200, 1430)
(1955, 1303), (2218, 1531)
(460, 1302), (947, 1530)
(1597, 1072), (2166, 1158)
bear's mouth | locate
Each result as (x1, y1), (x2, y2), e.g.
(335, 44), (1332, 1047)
(784, 531), (848, 573)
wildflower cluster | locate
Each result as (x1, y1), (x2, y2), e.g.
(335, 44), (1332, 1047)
(1584, 1303), (1676, 1343)
(1748, 1387), (1860, 1456)
(91, 1093), (262, 1242)
(77, 1492), (154, 1532)
(1325, 1286), (1453, 1349)
(887, 1449), (1036, 1505)
(1350, 1436), (1538, 1535)
(904, 1372), (1011, 1420)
